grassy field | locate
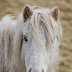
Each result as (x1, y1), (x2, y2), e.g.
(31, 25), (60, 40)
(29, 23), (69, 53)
(0, 0), (72, 72)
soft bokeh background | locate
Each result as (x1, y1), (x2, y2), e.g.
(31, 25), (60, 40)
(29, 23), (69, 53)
(0, 0), (72, 72)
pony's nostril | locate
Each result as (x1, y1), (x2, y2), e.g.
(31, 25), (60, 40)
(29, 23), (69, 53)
(28, 68), (45, 72)
(42, 69), (44, 72)
(29, 68), (32, 72)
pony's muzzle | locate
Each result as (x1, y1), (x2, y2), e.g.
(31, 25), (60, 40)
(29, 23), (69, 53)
(28, 67), (45, 72)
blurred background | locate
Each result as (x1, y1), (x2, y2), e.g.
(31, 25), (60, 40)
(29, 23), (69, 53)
(0, 0), (72, 72)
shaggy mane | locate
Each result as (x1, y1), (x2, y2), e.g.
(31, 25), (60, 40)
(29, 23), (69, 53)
(29, 8), (62, 47)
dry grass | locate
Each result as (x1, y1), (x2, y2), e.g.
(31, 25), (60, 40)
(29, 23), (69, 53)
(0, 0), (72, 72)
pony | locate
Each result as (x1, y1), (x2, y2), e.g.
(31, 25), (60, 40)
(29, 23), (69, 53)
(0, 5), (62, 72)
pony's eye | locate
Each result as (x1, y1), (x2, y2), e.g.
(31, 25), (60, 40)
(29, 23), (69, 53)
(23, 35), (28, 42)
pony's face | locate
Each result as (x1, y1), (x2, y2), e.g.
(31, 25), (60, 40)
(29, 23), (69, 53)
(18, 5), (62, 72)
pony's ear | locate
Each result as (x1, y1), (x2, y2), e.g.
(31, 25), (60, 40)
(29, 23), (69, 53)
(51, 7), (59, 21)
(23, 5), (33, 22)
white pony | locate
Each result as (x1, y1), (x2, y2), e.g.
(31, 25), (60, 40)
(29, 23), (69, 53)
(0, 5), (62, 72)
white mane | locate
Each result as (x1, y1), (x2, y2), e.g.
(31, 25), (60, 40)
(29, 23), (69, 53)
(29, 8), (62, 47)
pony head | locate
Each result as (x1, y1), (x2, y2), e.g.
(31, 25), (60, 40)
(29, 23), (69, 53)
(16, 5), (62, 72)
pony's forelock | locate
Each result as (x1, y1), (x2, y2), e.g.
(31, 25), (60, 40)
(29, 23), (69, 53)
(29, 9), (59, 47)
